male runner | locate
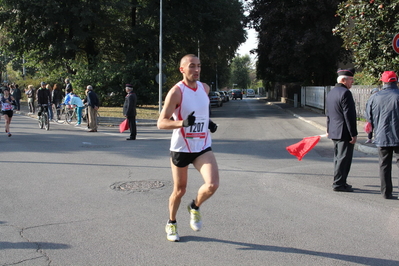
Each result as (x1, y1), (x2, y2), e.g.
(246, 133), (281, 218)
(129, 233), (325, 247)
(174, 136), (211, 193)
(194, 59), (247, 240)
(157, 54), (219, 242)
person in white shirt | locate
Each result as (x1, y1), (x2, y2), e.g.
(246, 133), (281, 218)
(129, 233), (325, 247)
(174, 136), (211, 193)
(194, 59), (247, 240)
(157, 54), (219, 242)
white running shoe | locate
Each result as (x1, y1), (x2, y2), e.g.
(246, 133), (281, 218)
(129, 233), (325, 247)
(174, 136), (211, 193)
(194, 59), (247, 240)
(165, 222), (180, 242)
(187, 202), (202, 231)
(365, 139), (372, 144)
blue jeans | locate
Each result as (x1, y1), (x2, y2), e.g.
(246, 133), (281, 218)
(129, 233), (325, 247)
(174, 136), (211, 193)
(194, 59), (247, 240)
(48, 103), (53, 119)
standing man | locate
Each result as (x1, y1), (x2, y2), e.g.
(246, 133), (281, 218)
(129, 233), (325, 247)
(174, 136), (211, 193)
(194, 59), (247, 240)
(11, 84), (21, 111)
(86, 85), (99, 132)
(157, 54), (219, 242)
(326, 68), (358, 192)
(366, 71), (399, 199)
(123, 84), (137, 140)
(64, 78), (72, 95)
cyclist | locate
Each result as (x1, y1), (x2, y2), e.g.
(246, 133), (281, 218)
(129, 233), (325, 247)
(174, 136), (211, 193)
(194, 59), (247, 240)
(37, 82), (51, 118)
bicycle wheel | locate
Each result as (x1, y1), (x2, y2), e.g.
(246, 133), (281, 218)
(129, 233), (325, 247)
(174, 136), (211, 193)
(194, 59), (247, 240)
(52, 105), (59, 121)
(44, 113), (50, 131)
(65, 111), (74, 124)
(38, 115), (44, 129)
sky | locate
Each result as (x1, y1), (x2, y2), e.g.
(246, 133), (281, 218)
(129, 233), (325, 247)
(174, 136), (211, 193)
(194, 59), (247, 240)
(237, 28), (258, 59)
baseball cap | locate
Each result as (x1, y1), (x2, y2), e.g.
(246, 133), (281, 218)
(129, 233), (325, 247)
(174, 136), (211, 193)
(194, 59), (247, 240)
(380, 71), (397, 83)
(40, 81), (46, 86)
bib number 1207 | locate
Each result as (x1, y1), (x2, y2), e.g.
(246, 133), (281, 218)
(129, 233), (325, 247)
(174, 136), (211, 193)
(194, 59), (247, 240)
(190, 122), (204, 133)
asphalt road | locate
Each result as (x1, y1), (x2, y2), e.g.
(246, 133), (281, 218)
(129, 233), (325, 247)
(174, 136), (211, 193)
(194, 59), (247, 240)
(1, 98), (399, 265)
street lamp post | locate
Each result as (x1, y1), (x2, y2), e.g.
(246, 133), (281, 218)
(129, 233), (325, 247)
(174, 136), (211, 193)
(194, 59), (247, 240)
(158, 0), (163, 113)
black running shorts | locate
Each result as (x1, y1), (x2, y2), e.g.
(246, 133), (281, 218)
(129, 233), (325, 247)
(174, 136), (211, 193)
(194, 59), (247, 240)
(170, 147), (212, 168)
(2, 110), (13, 118)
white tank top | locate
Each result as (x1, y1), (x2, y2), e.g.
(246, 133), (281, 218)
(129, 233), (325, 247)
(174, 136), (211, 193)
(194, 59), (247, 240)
(170, 81), (211, 153)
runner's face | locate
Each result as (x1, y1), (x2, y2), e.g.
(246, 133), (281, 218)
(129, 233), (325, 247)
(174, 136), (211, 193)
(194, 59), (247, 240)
(180, 57), (201, 82)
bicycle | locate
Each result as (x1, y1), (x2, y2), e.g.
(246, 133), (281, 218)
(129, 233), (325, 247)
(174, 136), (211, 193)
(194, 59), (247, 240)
(52, 103), (62, 122)
(65, 106), (78, 124)
(38, 104), (50, 131)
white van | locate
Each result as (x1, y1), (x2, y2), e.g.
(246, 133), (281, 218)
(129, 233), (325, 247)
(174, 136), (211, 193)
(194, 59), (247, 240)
(246, 89), (255, 97)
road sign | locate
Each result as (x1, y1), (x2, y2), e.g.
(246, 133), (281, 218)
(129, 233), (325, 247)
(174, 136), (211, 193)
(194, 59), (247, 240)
(392, 33), (399, 54)
(155, 73), (166, 85)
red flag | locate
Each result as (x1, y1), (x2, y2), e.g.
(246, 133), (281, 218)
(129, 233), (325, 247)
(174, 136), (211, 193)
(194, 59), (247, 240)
(286, 136), (321, 161)
(364, 122), (372, 134)
(119, 119), (129, 133)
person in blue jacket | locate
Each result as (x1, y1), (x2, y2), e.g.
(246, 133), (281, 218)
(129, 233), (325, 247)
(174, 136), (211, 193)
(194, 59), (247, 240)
(366, 71), (399, 199)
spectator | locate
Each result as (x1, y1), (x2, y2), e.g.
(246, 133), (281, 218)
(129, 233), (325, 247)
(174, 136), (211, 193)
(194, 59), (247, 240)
(123, 84), (137, 140)
(365, 88), (379, 144)
(11, 84), (21, 111)
(70, 93), (84, 127)
(52, 84), (63, 120)
(25, 85), (35, 114)
(326, 68), (358, 192)
(366, 71), (399, 199)
(85, 85), (99, 132)
(45, 84), (54, 120)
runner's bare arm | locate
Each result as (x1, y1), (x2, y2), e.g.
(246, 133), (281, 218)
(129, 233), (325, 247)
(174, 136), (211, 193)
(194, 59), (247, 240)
(157, 86), (185, 129)
(202, 82), (210, 94)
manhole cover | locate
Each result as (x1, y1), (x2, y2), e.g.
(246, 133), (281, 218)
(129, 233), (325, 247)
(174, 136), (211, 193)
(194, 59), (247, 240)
(110, 180), (169, 192)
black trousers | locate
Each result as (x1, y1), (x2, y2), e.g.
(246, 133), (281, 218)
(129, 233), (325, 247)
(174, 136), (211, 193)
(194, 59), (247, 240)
(332, 140), (354, 188)
(378, 146), (399, 197)
(127, 116), (137, 139)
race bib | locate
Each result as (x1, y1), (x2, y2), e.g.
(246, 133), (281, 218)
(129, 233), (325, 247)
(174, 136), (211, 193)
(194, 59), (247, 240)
(185, 116), (207, 139)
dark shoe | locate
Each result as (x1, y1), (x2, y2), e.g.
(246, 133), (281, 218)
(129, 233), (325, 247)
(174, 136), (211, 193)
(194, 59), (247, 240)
(126, 138), (136, 140)
(333, 185), (354, 192)
(383, 194), (396, 199)
(88, 129), (97, 132)
(345, 184), (352, 189)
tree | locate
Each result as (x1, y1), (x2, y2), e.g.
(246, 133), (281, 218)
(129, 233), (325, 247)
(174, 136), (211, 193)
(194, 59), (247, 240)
(334, 0), (399, 78)
(0, 0), (246, 105)
(230, 55), (252, 89)
(248, 0), (347, 85)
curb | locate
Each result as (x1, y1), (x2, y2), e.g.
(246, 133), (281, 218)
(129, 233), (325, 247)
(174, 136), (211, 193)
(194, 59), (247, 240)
(15, 110), (157, 127)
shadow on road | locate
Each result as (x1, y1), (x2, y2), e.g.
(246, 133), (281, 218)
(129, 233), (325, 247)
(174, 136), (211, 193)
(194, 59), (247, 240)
(181, 236), (399, 265)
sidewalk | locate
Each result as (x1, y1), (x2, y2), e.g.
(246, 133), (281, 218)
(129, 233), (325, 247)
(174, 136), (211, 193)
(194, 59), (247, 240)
(265, 100), (378, 155)
(15, 102), (157, 127)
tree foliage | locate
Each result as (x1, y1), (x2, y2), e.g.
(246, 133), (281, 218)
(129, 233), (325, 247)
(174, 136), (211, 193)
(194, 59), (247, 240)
(0, 0), (245, 105)
(230, 55), (251, 90)
(248, 0), (347, 85)
(334, 0), (399, 77)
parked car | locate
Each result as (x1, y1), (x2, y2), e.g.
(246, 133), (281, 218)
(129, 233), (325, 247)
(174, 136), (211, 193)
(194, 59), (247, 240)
(218, 91), (229, 102)
(231, 89), (243, 100)
(246, 89), (255, 97)
(209, 91), (223, 107)
(216, 91), (226, 102)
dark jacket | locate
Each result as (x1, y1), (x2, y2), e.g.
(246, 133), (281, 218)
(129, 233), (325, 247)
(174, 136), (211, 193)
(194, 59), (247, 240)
(11, 87), (21, 100)
(52, 89), (63, 105)
(123, 92), (137, 117)
(86, 90), (99, 108)
(36, 88), (51, 105)
(326, 83), (358, 141)
(366, 82), (399, 147)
